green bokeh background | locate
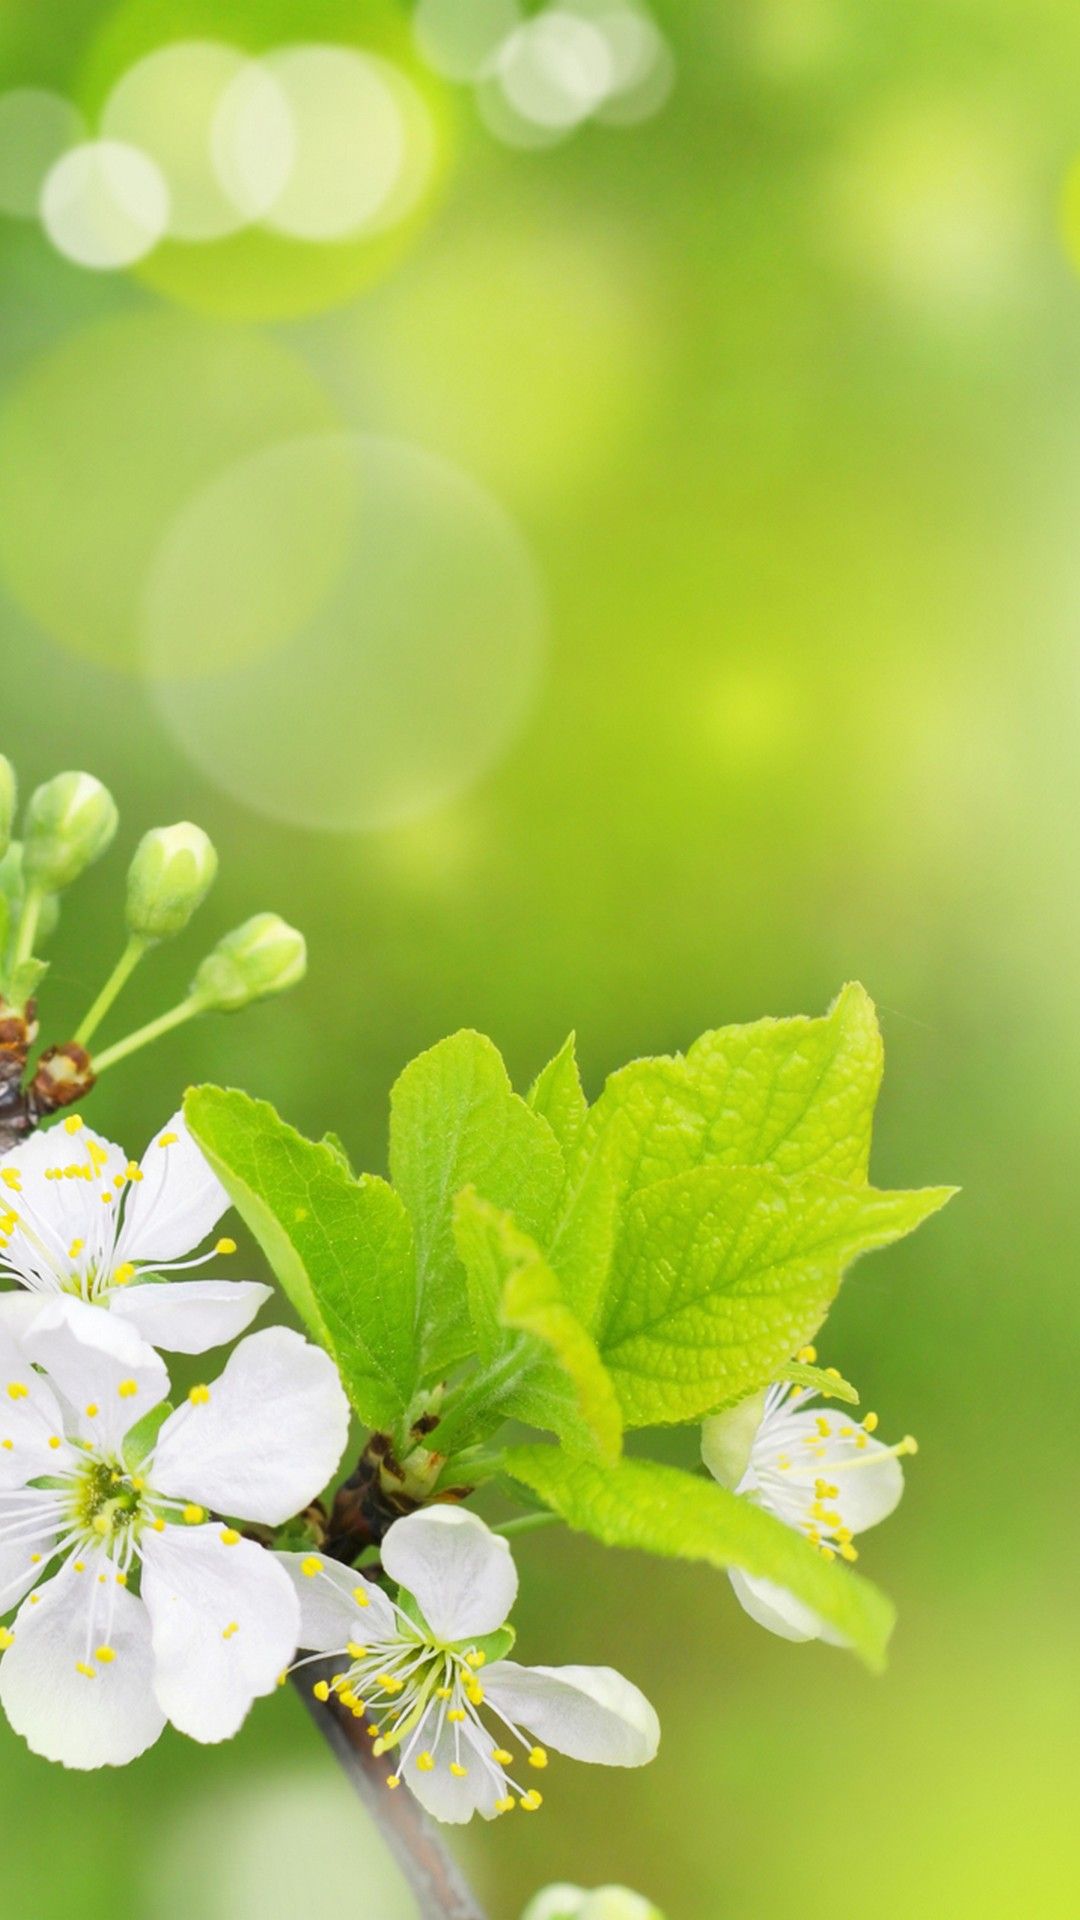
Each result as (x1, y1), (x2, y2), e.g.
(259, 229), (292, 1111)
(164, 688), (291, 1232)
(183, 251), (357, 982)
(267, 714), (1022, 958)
(1, 2), (1077, 1915)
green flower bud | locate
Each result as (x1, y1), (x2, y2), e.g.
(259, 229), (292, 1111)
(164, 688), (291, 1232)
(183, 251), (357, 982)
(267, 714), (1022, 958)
(22, 771), (118, 893)
(191, 912), (306, 1012)
(522, 1891), (664, 1920)
(0, 756), (15, 862)
(126, 821), (218, 942)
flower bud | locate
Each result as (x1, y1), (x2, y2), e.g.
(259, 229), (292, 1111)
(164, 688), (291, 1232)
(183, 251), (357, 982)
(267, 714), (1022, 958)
(0, 756), (15, 862)
(126, 822), (218, 942)
(522, 1891), (664, 1920)
(191, 912), (306, 1012)
(0, 844), (60, 948)
(21, 771), (118, 893)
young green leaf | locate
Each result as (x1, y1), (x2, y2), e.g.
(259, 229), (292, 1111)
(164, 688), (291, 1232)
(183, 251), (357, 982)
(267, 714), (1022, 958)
(389, 1030), (564, 1377)
(184, 1085), (417, 1433)
(503, 1447), (896, 1671)
(596, 1166), (954, 1427)
(452, 1189), (623, 1463)
(772, 1359), (859, 1405)
(527, 1033), (588, 1153)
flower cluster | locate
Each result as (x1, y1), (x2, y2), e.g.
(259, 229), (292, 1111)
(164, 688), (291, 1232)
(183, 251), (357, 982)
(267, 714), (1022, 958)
(0, 1108), (660, 1807)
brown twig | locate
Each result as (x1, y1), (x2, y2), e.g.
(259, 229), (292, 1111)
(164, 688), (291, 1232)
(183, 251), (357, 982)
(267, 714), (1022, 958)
(291, 1654), (489, 1920)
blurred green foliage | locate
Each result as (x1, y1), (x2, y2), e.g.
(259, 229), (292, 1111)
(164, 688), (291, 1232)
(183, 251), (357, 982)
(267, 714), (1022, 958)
(0, 1), (1077, 1915)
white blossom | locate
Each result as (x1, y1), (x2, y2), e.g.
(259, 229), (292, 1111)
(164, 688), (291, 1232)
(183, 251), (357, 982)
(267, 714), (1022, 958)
(0, 1312), (349, 1767)
(702, 1364), (916, 1643)
(281, 1506), (659, 1824)
(0, 1110), (268, 1360)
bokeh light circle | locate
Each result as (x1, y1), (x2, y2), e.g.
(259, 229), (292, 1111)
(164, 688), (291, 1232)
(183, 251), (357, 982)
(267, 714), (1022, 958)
(0, 310), (339, 669)
(0, 89), (86, 218)
(497, 12), (614, 130)
(101, 40), (271, 240)
(249, 45), (418, 242)
(144, 433), (548, 832)
(209, 59), (296, 224)
(413, 0), (522, 81)
(40, 140), (169, 269)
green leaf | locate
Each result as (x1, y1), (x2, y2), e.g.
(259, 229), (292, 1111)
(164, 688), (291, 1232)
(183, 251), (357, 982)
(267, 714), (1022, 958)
(503, 1447), (895, 1671)
(321, 1130), (355, 1175)
(452, 1190), (623, 1463)
(596, 1166), (954, 1427)
(122, 1400), (173, 1471)
(527, 1034), (588, 1153)
(184, 1085), (417, 1432)
(389, 1031), (564, 1377)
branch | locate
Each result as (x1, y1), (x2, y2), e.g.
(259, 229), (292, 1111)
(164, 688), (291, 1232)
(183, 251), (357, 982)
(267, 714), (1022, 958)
(291, 1656), (490, 1920)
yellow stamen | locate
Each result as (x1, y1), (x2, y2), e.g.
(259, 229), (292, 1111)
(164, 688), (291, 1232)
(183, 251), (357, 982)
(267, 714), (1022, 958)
(416, 1752), (435, 1773)
(301, 1556), (322, 1578)
(215, 1237), (237, 1254)
(797, 1345), (817, 1364)
(188, 1384), (210, 1405)
(182, 1504), (205, 1525)
(220, 1529), (241, 1546)
(528, 1746), (548, 1769)
(519, 1790), (543, 1811)
(117, 1380), (138, 1398)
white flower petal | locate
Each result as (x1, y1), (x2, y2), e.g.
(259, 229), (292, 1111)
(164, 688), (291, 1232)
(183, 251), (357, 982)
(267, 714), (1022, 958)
(0, 1561), (165, 1767)
(22, 1297), (169, 1453)
(483, 1662), (659, 1769)
(114, 1110), (228, 1266)
(140, 1522), (299, 1743)
(727, 1567), (847, 1644)
(766, 1414), (906, 1535)
(405, 1704), (503, 1825)
(0, 1493), (60, 1612)
(381, 1508), (518, 1644)
(274, 1551), (397, 1649)
(0, 1123), (127, 1285)
(108, 1279), (271, 1355)
(152, 1327), (349, 1526)
(0, 1292), (50, 1343)
(0, 1321), (69, 1485)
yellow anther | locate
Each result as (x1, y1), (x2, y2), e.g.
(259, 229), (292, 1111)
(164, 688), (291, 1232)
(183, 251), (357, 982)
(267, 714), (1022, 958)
(220, 1529), (241, 1546)
(492, 1747), (513, 1766)
(75, 1661), (96, 1679)
(152, 1518), (166, 1532)
(131, 1476), (145, 1492)
(339, 1689), (358, 1711)
(313, 1681), (330, 1702)
(346, 1642), (368, 1659)
(0, 1628), (13, 1649)
(48, 1435), (61, 1450)
(386, 1775), (401, 1790)
(1, 1440), (11, 1451)
(69, 1239), (84, 1258)
(124, 1162), (141, 1181)
(222, 1622), (239, 1641)
(73, 1562), (85, 1574)
(840, 1543), (859, 1563)
(182, 1504), (205, 1525)
(416, 1752), (435, 1773)
(276, 1671), (287, 1688)
(115, 1572), (127, 1586)
(855, 1434), (868, 1450)
(815, 1416), (831, 1438)
(352, 1585), (370, 1607)
(528, 1747), (548, 1769)
(863, 1412), (879, 1433)
(85, 1403), (99, 1418)
(64, 1115), (84, 1134)
(301, 1556), (322, 1578)
(902, 1435), (918, 1455)
(188, 1384), (210, 1405)
(113, 1263), (135, 1286)
(496, 1795), (515, 1814)
(447, 1708), (466, 1723)
(797, 1345), (817, 1364)
(519, 1790), (543, 1811)
(98, 1574), (107, 1585)
(29, 1594), (39, 1605)
(450, 1763), (468, 1777)
(7, 1382), (27, 1401)
(435, 1686), (452, 1700)
(113, 1173), (125, 1189)
(1, 1169), (21, 1190)
(118, 1380), (138, 1398)
(29, 1554), (41, 1565)
(466, 1684), (484, 1706)
(158, 1132), (178, 1147)
(820, 1545), (836, 1561)
(95, 1646), (116, 1664)
(330, 1673), (347, 1691)
(835, 1526), (854, 1545)
(465, 1649), (486, 1669)
(101, 1191), (113, 1206)
(215, 1237), (237, 1255)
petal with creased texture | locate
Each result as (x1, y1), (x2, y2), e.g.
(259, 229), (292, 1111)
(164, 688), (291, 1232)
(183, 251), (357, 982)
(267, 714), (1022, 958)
(483, 1662), (659, 1768)
(141, 1523), (299, 1742)
(152, 1327), (349, 1526)
(0, 1562), (165, 1768)
(404, 1702), (503, 1825)
(381, 1507), (518, 1644)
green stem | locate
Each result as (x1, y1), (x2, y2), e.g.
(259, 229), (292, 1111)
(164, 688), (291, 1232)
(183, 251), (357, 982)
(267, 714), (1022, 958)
(90, 993), (206, 1074)
(491, 1511), (561, 1539)
(431, 1344), (532, 1459)
(74, 934), (149, 1047)
(9, 884), (42, 975)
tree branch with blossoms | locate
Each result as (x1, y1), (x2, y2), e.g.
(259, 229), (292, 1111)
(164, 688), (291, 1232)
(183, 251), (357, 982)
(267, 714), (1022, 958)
(0, 752), (956, 1920)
